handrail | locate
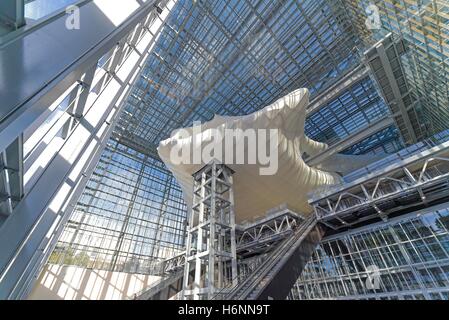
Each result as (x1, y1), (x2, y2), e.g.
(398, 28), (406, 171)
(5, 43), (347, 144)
(232, 216), (317, 300)
(212, 215), (316, 300)
(211, 247), (282, 299)
(210, 257), (267, 300)
(132, 270), (181, 300)
(133, 262), (193, 300)
(234, 216), (315, 299)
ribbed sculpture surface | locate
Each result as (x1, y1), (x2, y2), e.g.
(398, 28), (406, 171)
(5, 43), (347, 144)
(158, 88), (366, 222)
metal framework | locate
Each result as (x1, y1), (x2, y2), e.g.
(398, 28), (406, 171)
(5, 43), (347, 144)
(182, 161), (238, 300)
(307, 117), (395, 166)
(304, 73), (402, 153)
(311, 131), (449, 230)
(113, 0), (399, 152)
(236, 208), (303, 258)
(0, 0), (25, 36)
(34, 0), (406, 291)
(133, 207), (309, 300)
(214, 214), (322, 300)
(0, 136), (23, 219)
(49, 139), (186, 274)
(0, 0), (176, 299)
(291, 206), (449, 300)
(160, 251), (186, 274)
(147, 208), (307, 274)
(364, 33), (423, 144)
(344, 0), (449, 138)
(3, 0), (449, 301)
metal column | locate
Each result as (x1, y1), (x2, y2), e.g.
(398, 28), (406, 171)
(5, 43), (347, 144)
(182, 161), (237, 300)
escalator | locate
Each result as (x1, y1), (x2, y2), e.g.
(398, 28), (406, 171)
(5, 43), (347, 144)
(214, 215), (323, 300)
(133, 265), (193, 300)
(136, 215), (322, 300)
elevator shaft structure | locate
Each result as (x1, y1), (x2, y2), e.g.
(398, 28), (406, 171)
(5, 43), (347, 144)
(182, 162), (238, 300)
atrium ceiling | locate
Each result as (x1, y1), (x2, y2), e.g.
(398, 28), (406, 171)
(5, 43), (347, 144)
(113, 0), (403, 156)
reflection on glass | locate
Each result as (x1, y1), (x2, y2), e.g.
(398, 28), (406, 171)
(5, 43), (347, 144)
(25, 0), (79, 21)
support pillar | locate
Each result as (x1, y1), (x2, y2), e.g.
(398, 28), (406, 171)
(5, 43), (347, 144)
(182, 161), (237, 300)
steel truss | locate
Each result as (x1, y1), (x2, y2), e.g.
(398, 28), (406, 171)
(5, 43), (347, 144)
(0, 0), (176, 299)
(236, 209), (304, 257)
(312, 139), (449, 230)
(147, 251), (186, 275)
(136, 210), (314, 300)
(182, 161), (238, 300)
(150, 207), (305, 274)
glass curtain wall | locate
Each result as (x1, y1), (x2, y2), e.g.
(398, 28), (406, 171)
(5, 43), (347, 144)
(48, 138), (187, 274)
(46, 0), (404, 275)
(290, 208), (449, 300)
(343, 0), (449, 137)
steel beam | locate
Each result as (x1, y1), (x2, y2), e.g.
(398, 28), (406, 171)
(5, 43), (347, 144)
(0, 135), (24, 218)
(307, 65), (369, 115)
(0, 0), (25, 30)
(0, 0), (161, 152)
(364, 34), (422, 144)
(307, 117), (395, 166)
(0, 0), (175, 299)
(61, 64), (97, 139)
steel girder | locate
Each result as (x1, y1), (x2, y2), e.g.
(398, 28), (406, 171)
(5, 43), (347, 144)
(0, 0), (176, 299)
(312, 137), (449, 230)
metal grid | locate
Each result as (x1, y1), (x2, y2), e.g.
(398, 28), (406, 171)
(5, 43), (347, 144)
(342, 125), (403, 155)
(116, 0), (370, 147)
(290, 209), (449, 300)
(305, 76), (398, 147)
(0, 0), (178, 299)
(45, 0), (406, 276)
(345, 0), (449, 138)
(49, 138), (187, 274)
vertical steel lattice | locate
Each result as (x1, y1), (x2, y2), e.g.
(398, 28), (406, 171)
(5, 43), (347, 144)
(182, 161), (237, 300)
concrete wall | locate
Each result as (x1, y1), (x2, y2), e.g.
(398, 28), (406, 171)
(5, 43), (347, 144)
(28, 264), (161, 300)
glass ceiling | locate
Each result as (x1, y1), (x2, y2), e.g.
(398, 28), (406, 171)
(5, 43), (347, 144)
(49, 0), (407, 274)
(115, 0), (389, 149)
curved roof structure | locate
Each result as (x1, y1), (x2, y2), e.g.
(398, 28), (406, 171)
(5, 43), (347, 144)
(158, 88), (371, 222)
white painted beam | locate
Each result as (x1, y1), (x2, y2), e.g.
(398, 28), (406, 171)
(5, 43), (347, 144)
(0, 0), (176, 299)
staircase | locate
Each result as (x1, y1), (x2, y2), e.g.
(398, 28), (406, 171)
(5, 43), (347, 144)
(214, 215), (323, 300)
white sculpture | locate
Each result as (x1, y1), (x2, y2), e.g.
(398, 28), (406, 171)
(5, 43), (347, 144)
(158, 88), (373, 222)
